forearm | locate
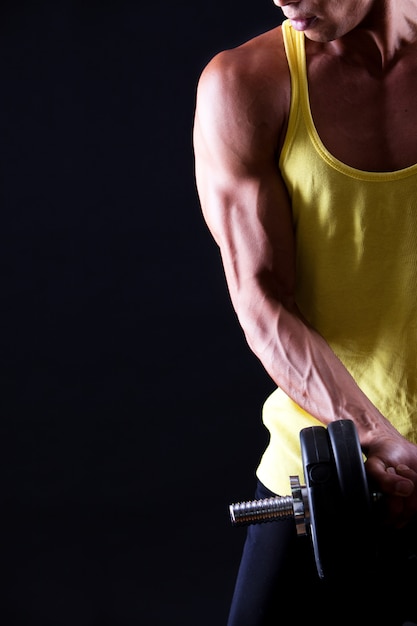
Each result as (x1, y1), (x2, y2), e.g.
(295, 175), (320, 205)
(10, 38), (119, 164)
(235, 292), (398, 450)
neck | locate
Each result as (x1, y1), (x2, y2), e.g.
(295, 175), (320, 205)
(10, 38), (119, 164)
(334, 0), (417, 70)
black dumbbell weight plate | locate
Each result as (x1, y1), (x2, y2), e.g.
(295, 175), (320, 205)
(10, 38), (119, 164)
(327, 420), (370, 512)
(300, 425), (344, 579)
(327, 420), (373, 572)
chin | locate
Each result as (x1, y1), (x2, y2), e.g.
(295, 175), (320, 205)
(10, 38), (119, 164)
(304, 23), (340, 44)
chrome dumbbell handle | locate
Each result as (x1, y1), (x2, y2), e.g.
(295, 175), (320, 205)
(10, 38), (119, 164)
(230, 495), (294, 523)
(229, 476), (310, 536)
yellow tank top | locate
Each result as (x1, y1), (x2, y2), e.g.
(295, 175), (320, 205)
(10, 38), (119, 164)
(256, 20), (417, 495)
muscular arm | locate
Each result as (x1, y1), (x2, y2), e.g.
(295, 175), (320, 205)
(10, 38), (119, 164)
(193, 40), (417, 523)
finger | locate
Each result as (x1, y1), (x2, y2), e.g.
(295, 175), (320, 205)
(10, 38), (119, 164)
(365, 458), (414, 497)
(395, 464), (417, 484)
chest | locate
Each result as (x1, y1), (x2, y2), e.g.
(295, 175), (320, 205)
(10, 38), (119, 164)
(306, 54), (417, 172)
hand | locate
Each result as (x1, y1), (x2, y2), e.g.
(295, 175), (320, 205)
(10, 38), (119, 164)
(364, 435), (417, 528)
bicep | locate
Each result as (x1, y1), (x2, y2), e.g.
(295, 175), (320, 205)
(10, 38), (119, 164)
(193, 56), (301, 362)
(210, 170), (297, 321)
(194, 87), (296, 313)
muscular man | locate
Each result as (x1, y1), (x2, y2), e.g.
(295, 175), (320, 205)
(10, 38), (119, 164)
(194, 1), (417, 624)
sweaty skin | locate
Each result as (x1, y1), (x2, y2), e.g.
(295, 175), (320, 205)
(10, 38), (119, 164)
(193, 0), (417, 527)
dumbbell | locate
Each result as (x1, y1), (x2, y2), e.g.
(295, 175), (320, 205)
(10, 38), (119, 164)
(229, 419), (380, 580)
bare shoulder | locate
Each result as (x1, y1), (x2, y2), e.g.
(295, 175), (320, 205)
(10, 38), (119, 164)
(195, 25), (290, 155)
(199, 26), (288, 87)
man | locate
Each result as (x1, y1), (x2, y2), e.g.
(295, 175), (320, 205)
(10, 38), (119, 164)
(193, 1), (417, 624)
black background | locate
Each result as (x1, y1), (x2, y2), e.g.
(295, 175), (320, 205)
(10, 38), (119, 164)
(0, 2), (282, 624)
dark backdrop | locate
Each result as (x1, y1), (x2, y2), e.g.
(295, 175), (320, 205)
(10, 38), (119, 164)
(0, 2), (282, 624)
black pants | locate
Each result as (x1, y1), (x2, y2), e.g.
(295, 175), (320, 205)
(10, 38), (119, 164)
(227, 481), (417, 626)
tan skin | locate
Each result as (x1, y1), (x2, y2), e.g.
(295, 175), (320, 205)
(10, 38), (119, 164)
(193, 0), (417, 528)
